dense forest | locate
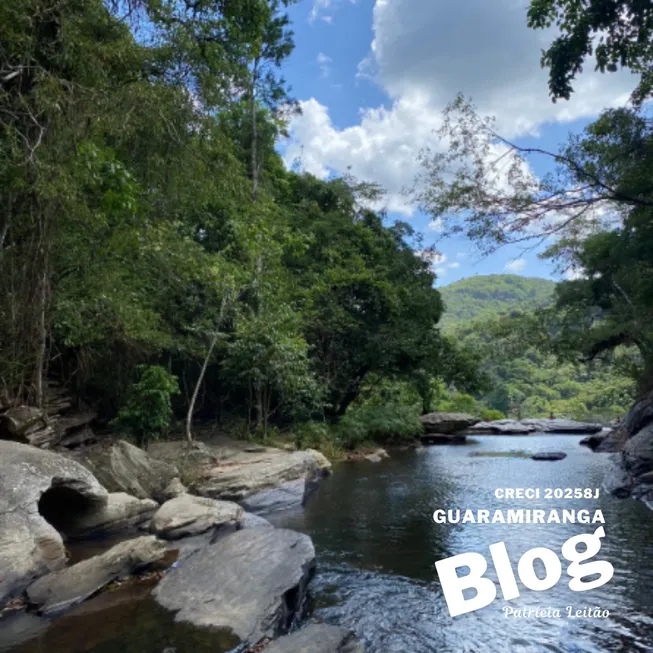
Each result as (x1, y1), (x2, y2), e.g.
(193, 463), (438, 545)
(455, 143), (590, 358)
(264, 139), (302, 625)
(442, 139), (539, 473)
(2, 0), (652, 454)
(0, 0), (484, 452)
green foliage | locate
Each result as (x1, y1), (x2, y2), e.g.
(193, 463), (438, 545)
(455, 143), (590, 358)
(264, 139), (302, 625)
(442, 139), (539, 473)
(439, 275), (555, 330)
(113, 366), (180, 447)
(527, 0), (653, 104)
(480, 408), (505, 422)
(336, 403), (423, 450)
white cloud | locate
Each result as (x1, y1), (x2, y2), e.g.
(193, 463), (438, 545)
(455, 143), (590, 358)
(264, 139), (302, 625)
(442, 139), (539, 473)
(309, 0), (358, 24)
(504, 258), (527, 272)
(449, 261), (460, 269)
(288, 0), (635, 214)
(427, 217), (444, 232)
(317, 53), (332, 78)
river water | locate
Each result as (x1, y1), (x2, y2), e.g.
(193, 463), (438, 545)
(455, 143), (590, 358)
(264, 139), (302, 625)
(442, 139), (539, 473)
(272, 435), (653, 653)
(2, 435), (653, 653)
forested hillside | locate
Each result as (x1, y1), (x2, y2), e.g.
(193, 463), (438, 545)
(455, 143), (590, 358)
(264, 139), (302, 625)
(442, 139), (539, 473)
(439, 275), (555, 330)
(438, 276), (636, 422)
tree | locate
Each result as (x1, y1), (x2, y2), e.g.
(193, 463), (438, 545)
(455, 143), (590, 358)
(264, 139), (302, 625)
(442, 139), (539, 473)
(528, 0), (653, 104)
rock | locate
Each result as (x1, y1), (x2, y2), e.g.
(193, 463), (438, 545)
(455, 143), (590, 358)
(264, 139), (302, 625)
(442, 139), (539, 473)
(364, 448), (389, 462)
(26, 536), (166, 615)
(637, 470), (653, 485)
(151, 495), (243, 540)
(70, 440), (179, 502)
(0, 406), (47, 440)
(522, 418), (603, 434)
(623, 423), (653, 478)
(240, 512), (273, 529)
(420, 412), (479, 434)
(469, 418), (602, 435)
(241, 478), (309, 515)
(196, 449), (331, 502)
(153, 528), (316, 645)
(263, 624), (364, 653)
(622, 390), (653, 438)
(603, 457), (632, 498)
(531, 452), (567, 461)
(64, 492), (158, 539)
(160, 477), (187, 500)
(0, 440), (107, 604)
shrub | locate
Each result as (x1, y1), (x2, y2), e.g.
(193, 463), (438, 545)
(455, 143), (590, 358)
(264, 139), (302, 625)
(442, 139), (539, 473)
(480, 408), (505, 422)
(337, 402), (422, 449)
(113, 365), (180, 447)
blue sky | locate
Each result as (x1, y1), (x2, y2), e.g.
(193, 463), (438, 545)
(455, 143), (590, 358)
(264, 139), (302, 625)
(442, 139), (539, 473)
(278, 0), (634, 286)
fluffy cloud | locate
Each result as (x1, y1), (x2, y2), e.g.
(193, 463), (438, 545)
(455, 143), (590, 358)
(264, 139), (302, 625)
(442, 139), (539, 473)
(287, 0), (635, 215)
(504, 258), (527, 272)
(317, 53), (332, 78)
(309, 0), (358, 25)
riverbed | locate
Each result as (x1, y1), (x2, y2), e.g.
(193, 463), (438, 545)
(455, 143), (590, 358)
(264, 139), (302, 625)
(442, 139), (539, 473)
(2, 434), (652, 653)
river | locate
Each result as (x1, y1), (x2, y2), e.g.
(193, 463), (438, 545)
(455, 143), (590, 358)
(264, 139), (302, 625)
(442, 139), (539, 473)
(272, 435), (653, 653)
(2, 434), (653, 653)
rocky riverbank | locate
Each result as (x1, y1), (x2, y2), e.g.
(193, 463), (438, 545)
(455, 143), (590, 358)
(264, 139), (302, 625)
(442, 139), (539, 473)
(0, 433), (362, 653)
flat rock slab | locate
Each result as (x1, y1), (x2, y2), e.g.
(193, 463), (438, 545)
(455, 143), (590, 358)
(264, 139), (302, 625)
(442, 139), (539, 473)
(264, 624), (364, 653)
(531, 452), (567, 461)
(420, 412), (479, 435)
(469, 418), (602, 435)
(153, 528), (316, 645)
(26, 535), (166, 615)
(0, 440), (108, 603)
(151, 494), (243, 539)
(196, 449), (331, 502)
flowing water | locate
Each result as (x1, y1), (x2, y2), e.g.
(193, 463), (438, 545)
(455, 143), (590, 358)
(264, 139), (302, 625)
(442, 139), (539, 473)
(2, 434), (653, 653)
(272, 435), (653, 653)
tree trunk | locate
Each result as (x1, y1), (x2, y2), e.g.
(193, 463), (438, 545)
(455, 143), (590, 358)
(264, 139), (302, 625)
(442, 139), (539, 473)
(250, 57), (259, 201)
(185, 332), (219, 443)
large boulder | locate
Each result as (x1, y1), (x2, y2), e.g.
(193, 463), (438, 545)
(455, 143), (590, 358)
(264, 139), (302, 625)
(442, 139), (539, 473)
(264, 624), (364, 653)
(0, 440), (107, 603)
(195, 449), (331, 503)
(70, 440), (180, 502)
(150, 494), (243, 540)
(153, 528), (316, 646)
(420, 412), (479, 435)
(26, 535), (166, 614)
(64, 492), (158, 539)
(623, 423), (653, 478)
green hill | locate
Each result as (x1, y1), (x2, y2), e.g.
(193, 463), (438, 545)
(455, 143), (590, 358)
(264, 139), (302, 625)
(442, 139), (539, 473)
(439, 274), (556, 330)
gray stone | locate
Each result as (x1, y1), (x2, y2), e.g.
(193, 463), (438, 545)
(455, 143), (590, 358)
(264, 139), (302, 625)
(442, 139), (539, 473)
(160, 477), (187, 501)
(153, 528), (316, 645)
(151, 494), (243, 540)
(603, 457), (632, 498)
(196, 449), (331, 502)
(623, 423), (653, 477)
(531, 452), (567, 461)
(469, 418), (602, 435)
(0, 440), (107, 604)
(264, 624), (364, 653)
(420, 412), (479, 434)
(70, 440), (179, 502)
(240, 512), (273, 529)
(65, 492), (158, 539)
(622, 390), (653, 438)
(26, 536), (166, 614)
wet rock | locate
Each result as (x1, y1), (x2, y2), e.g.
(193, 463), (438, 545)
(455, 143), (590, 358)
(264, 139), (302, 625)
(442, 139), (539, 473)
(623, 424), (653, 478)
(420, 412), (479, 435)
(468, 420), (536, 435)
(153, 528), (316, 645)
(0, 440), (107, 604)
(65, 492), (158, 539)
(26, 536), (166, 615)
(151, 494), (243, 540)
(264, 624), (364, 653)
(531, 452), (567, 461)
(241, 477), (310, 515)
(240, 512), (273, 529)
(70, 440), (179, 502)
(364, 448), (389, 462)
(603, 459), (632, 498)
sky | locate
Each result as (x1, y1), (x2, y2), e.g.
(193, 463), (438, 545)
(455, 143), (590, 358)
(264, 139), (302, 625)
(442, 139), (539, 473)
(277, 0), (636, 286)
